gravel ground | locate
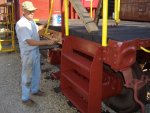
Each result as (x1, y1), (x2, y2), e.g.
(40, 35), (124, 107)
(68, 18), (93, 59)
(0, 51), (149, 113)
(0, 51), (79, 113)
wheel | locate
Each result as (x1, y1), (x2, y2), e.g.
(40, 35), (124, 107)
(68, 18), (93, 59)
(103, 62), (145, 113)
(104, 87), (140, 113)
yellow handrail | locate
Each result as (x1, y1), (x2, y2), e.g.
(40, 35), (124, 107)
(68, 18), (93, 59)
(117, 0), (120, 22)
(45, 0), (54, 34)
(90, 0), (93, 18)
(64, 0), (69, 36)
(114, 0), (120, 24)
(140, 46), (150, 53)
(1, 49), (15, 52)
(11, 3), (15, 51)
(102, 0), (108, 47)
(114, 0), (117, 20)
(0, 42), (2, 51)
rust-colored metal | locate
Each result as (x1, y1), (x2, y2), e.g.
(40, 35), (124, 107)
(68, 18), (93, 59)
(51, 71), (61, 80)
(103, 39), (150, 71)
(121, 66), (150, 113)
(61, 36), (103, 113)
(59, 0), (150, 113)
(102, 70), (122, 99)
(47, 48), (61, 65)
(103, 39), (137, 70)
(61, 36), (150, 113)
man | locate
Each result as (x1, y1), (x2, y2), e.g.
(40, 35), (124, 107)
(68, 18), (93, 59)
(15, 1), (59, 106)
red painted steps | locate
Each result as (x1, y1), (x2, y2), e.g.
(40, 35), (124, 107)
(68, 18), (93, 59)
(61, 36), (103, 113)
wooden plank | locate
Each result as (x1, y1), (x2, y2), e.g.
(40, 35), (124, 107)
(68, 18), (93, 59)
(94, 0), (103, 25)
(69, 0), (99, 33)
(39, 28), (62, 44)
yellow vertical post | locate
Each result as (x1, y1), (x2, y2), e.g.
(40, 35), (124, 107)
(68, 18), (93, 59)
(0, 41), (2, 51)
(64, 0), (69, 36)
(11, 3), (15, 51)
(117, 0), (120, 22)
(102, 0), (108, 47)
(114, 0), (120, 24)
(114, 0), (117, 21)
(90, 0), (93, 18)
(45, 0), (54, 34)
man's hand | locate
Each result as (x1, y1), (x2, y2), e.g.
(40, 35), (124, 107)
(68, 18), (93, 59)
(38, 23), (47, 31)
(49, 33), (62, 44)
(46, 39), (56, 45)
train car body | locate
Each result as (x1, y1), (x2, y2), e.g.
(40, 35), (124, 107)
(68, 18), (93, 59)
(59, 19), (150, 113)
(58, 1), (150, 113)
(120, 0), (150, 22)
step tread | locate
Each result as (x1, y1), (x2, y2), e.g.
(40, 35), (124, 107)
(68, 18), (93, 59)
(62, 53), (92, 72)
(62, 87), (88, 113)
(62, 70), (89, 98)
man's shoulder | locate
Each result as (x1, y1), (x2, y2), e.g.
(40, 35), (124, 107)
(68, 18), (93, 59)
(16, 17), (30, 28)
(16, 17), (23, 23)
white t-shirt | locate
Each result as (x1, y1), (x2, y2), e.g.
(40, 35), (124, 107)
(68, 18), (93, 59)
(15, 16), (40, 56)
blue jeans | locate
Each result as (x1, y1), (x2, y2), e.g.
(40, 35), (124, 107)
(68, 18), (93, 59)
(21, 48), (41, 101)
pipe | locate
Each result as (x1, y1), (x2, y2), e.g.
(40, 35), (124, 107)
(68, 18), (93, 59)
(64, 0), (69, 36)
(134, 80), (145, 113)
(102, 0), (108, 46)
(140, 46), (150, 53)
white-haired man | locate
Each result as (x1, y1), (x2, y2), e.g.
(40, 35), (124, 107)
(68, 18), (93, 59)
(15, 1), (59, 106)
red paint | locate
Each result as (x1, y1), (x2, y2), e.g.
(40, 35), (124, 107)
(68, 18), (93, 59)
(19, 0), (50, 21)
(82, 0), (99, 8)
(50, 0), (61, 14)
(0, 0), (7, 4)
(69, 0), (98, 19)
(61, 36), (103, 113)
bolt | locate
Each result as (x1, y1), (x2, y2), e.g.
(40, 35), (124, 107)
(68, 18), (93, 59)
(146, 92), (150, 101)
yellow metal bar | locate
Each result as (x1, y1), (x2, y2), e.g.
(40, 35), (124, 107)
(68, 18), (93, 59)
(45, 0), (54, 34)
(114, 0), (117, 21)
(11, 3), (15, 51)
(102, 0), (108, 47)
(0, 39), (12, 42)
(114, 0), (120, 24)
(1, 48), (15, 52)
(90, 0), (93, 18)
(117, 0), (120, 23)
(0, 41), (2, 51)
(64, 0), (69, 36)
(140, 46), (150, 53)
(33, 19), (39, 22)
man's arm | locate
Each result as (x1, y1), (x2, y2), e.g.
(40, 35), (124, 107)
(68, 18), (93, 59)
(26, 39), (56, 46)
(38, 24), (47, 31)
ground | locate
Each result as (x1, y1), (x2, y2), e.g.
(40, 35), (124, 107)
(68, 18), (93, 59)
(0, 51), (79, 113)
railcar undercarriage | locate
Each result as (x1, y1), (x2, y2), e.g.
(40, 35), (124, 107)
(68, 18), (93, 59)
(59, 20), (150, 113)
